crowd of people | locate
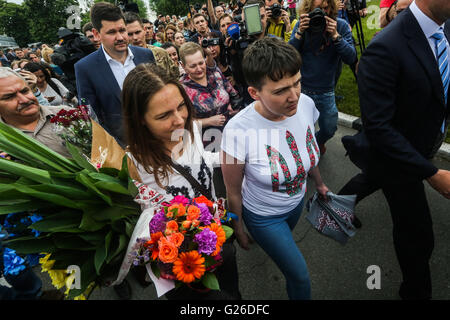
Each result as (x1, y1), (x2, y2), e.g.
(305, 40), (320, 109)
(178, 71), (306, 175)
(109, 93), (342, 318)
(1, 0), (449, 301)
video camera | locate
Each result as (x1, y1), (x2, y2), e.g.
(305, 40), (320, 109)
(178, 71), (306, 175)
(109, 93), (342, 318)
(226, 3), (263, 50)
(308, 8), (327, 33)
(202, 38), (221, 48)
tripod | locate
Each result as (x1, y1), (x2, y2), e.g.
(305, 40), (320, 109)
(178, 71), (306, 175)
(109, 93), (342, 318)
(350, 0), (366, 53)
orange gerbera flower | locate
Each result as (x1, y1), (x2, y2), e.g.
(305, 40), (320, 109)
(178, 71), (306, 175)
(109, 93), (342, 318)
(172, 251), (206, 283)
(207, 223), (226, 256)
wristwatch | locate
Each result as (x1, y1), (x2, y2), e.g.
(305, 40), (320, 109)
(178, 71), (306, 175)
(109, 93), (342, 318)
(332, 34), (342, 43)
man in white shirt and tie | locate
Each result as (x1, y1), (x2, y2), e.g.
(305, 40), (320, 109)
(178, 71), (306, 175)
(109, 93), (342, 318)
(350, 0), (450, 299)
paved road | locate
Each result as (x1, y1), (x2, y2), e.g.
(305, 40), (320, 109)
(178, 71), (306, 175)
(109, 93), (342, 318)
(34, 125), (450, 300)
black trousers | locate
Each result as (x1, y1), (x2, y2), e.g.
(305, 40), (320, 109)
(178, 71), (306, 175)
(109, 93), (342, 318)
(339, 172), (434, 299)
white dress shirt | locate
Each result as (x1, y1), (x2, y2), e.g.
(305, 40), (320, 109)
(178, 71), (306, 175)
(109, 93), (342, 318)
(410, 1), (450, 60)
(101, 45), (136, 90)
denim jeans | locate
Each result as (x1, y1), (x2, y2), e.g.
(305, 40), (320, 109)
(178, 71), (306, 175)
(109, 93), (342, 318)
(302, 89), (338, 145)
(242, 199), (311, 300)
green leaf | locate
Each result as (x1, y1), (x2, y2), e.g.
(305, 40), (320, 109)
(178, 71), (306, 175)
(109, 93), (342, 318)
(53, 236), (95, 251)
(106, 234), (127, 264)
(0, 158), (52, 184)
(90, 206), (139, 222)
(0, 200), (54, 215)
(118, 155), (130, 181)
(76, 173), (113, 206)
(65, 142), (96, 172)
(202, 272), (220, 291)
(5, 236), (56, 254)
(78, 232), (107, 246)
(222, 225), (234, 240)
(29, 183), (92, 200)
(79, 211), (106, 232)
(94, 181), (130, 195)
(0, 121), (80, 172)
(67, 258), (97, 299)
(12, 184), (80, 209)
(94, 231), (112, 275)
(29, 210), (82, 233)
(151, 261), (160, 279)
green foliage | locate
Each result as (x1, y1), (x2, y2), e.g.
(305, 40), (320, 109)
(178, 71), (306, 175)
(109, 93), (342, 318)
(148, 0), (203, 17)
(0, 121), (141, 298)
(0, 1), (32, 47)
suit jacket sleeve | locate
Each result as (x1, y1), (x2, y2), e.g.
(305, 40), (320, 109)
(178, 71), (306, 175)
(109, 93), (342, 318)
(75, 60), (102, 125)
(357, 39), (438, 181)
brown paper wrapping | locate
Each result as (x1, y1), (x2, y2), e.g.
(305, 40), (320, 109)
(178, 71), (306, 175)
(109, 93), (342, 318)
(90, 120), (142, 182)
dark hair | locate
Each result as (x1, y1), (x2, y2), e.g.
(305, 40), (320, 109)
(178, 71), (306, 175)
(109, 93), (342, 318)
(90, 2), (125, 32)
(243, 37), (302, 90)
(122, 63), (195, 188)
(207, 31), (228, 67)
(142, 18), (150, 24)
(124, 11), (142, 26)
(82, 22), (94, 34)
(192, 13), (207, 22)
(24, 62), (62, 97)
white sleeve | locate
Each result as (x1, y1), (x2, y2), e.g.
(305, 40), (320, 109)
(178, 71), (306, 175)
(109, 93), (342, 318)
(52, 78), (69, 97)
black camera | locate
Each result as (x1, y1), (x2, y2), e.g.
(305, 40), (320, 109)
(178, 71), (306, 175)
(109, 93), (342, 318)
(194, 3), (202, 11)
(308, 8), (327, 33)
(202, 38), (220, 48)
(230, 91), (243, 110)
(270, 3), (282, 19)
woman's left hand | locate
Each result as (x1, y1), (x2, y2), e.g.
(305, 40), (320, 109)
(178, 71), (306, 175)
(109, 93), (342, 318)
(316, 183), (330, 201)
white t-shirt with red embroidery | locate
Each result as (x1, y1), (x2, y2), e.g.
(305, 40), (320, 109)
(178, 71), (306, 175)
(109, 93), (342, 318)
(221, 93), (320, 216)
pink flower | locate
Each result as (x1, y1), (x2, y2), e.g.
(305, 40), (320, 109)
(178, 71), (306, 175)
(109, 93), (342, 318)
(169, 195), (190, 206)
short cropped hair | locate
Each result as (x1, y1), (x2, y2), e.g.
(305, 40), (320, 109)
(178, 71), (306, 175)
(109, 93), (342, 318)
(90, 2), (125, 32)
(179, 42), (204, 65)
(124, 11), (142, 26)
(242, 37), (302, 90)
(82, 22), (94, 34)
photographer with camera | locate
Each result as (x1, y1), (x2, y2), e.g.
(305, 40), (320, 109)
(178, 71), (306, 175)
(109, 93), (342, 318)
(265, 0), (295, 41)
(223, 0), (268, 105)
(289, 0), (356, 155)
(189, 13), (220, 44)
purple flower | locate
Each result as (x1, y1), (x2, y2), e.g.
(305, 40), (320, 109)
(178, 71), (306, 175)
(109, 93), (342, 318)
(149, 209), (167, 234)
(197, 202), (213, 226)
(194, 228), (217, 255)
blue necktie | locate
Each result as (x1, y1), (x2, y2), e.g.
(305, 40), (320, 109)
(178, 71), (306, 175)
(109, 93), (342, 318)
(431, 31), (448, 133)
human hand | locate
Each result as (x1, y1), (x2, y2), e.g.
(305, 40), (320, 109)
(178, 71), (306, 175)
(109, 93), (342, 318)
(427, 169), (450, 199)
(233, 222), (253, 250)
(325, 16), (339, 39)
(0, 152), (11, 160)
(359, 8), (368, 17)
(338, 0), (345, 10)
(316, 183), (330, 201)
(208, 114), (226, 126)
(299, 14), (310, 33)
(19, 70), (37, 92)
(227, 104), (239, 116)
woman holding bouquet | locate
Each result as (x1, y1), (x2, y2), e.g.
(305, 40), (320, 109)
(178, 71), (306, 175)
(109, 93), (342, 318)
(221, 38), (329, 300)
(121, 63), (241, 300)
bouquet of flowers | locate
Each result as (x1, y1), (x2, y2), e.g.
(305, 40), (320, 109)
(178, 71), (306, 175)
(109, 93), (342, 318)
(0, 120), (140, 299)
(130, 195), (233, 291)
(50, 104), (92, 157)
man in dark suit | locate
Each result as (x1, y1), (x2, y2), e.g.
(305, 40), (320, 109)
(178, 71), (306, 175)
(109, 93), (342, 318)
(356, 0), (450, 299)
(75, 2), (155, 146)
